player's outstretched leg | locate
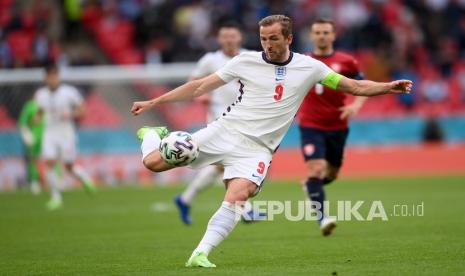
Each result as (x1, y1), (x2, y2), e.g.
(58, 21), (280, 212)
(67, 164), (97, 194)
(186, 178), (257, 268)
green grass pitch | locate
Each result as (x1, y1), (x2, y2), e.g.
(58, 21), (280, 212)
(1, 176), (464, 275)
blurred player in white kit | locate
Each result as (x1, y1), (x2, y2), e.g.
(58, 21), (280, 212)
(35, 64), (96, 210)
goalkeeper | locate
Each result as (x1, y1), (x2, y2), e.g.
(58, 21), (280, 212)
(18, 98), (44, 194)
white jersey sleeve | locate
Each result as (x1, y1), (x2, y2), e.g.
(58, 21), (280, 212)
(67, 85), (83, 107)
(191, 53), (213, 78)
(215, 55), (242, 83)
(313, 59), (334, 84)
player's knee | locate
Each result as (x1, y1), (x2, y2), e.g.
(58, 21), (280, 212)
(143, 155), (163, 172)
(307, 162), (326, 179)
(226, 190), (248, 203)
(225, 187), (257, 203)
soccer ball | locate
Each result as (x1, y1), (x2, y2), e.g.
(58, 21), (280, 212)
(159, 131), (199, 166)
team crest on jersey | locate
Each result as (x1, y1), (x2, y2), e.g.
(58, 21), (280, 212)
(275, 66), (286, 81)
(304, 144), (315, 156)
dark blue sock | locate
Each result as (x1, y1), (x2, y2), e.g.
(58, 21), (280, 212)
(306, 177), (325, 223)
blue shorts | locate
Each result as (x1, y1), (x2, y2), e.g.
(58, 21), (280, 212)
(299, 126), (349, 167)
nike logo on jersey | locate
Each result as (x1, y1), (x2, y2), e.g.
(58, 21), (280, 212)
(251, 173), (263, 182)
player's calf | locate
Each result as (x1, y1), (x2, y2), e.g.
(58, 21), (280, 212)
(324, 165), (341, 185)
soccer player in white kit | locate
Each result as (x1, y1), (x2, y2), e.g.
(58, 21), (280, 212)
(35, 64), (96, 210)
(174, 22), (263, 224)
(131, 15), (412, 268)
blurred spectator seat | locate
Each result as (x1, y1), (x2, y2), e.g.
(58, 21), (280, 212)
(79, 92), (123, 128)
(0, 105), (15, 129)
(94, 19), (142, 64)
(6, 31), (35, 64)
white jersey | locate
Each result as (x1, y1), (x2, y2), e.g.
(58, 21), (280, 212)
(35, 84), (83, 135)
(191, 49), (245, 120)
(215, 51), (333, 151)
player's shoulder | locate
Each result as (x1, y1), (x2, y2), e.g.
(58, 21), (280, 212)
(226, 50), (262, 65)
(333, 51), (357, 62)
(200, 51), (221, 61)
(292, 52), (324, 66)
(59, 84), (79, 93)
(35, 86), (49, 97)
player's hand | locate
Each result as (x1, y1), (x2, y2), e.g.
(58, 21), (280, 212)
(20, 127), (34, 146)
(195, 94), (211, 105)
(131, 101), (152, 116)
(339, 102), (362, 120)
(389, 80), (413, 94)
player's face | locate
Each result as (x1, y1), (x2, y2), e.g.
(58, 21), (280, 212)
(260, 23), (292, 62)
(218, 27), (242, 56)
(45, 71), (60, 91)
(310, 23), (335, 50)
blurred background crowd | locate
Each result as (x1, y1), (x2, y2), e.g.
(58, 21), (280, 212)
(1, 0), (465, 114)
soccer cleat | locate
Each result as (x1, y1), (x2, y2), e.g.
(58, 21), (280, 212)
(46, 198), (63, 211)
(83, 181), (97, 195)
(242, 209), (267, 223)
(174, 196), (192, 225)
(137, 126), (169, 142)
(320, 217), (337, 236)
(185, 252), (216, 268)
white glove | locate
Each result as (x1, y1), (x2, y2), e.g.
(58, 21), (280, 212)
(20, 127), (35, 146)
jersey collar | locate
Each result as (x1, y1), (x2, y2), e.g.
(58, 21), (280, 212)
(262, 51), (293, 66)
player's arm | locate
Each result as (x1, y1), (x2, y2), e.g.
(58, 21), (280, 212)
(339, 96), (367, 120)
(322, 72), (412, 96)
(72, 103), (85, 120)
(131, 74), (226, 116)
(189, 76), (211, 105)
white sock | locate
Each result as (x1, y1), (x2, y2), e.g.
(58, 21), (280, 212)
(192, 201), (243, 257)
(46, 168), (61, 201)
(141, 131), (161, 160)
(181, 166), (220, 205)
(72, 165), (91, 184)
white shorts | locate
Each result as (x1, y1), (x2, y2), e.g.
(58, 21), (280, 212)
(190, 120), (272, 187)
(41, 130), (77, 163)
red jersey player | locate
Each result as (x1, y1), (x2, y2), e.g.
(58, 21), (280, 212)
(297, 19), (367, 236)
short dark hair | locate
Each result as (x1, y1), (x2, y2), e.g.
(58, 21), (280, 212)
(311, 18), (336, 32)
(219, 21), (242, 32)
(44, 63), (58, 74)
(258, 15), (293, 37)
